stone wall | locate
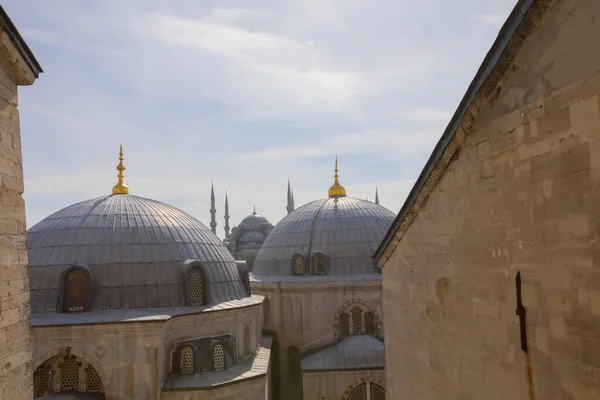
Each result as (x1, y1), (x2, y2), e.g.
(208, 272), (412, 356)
(0, 19), (39, 400)
(382, 0), (600, 399)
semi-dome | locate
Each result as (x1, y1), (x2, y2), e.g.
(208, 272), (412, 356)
(28, 194), (248, 313)
(251, 196), (395, 276)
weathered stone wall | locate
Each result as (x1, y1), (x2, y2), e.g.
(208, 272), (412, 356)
(382, 0), (600, 399)
(0, 29), (36, 400)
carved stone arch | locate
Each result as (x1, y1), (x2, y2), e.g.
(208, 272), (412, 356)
(333, 299), (382, 338)
(33, 346), (110, 387)
(183, 260), (210, 306)
(341, 376), (386, 400)
(57, 265), (94, 312)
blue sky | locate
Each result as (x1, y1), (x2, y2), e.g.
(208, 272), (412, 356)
(6, 0), (517, 237)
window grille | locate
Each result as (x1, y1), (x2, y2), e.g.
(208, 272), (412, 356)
(294, 255), (304, 274)
(243, 325), (251, 356)
(67, 270), (85, 312)
(351, 306), (363, 335)
(347, 382), (367, 400)
(213, 343), (226, 372)
(179, 346), (194, 374)
(34, 364), (53, 397)
(85, 364), (103, 392)
(263, 297), (271, 327)
(60, 355), (80, 391)
(364, 311), (376, 336)
(287, 346), (300, 375)
(189, 268), (205, 306)
(339, 312), (350, 337)
(370, 383), (386, 400)
(314, 254), (326, 274)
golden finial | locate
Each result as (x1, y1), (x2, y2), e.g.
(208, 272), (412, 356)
(328, 155), (347, 198)
(112, 144), (129, 195)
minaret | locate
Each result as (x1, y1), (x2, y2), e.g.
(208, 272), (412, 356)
(224, 191), (230, 239)
(375, 186), (379, 205)
(287, 178), (295, 214)
(112, 145), (129, 195)
(210, 181), (217, 234)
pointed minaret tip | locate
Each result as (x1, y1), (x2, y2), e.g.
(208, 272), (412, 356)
(253, 205), (257, 215)
(375, 185), (380, 205)
(112, 144), (129, 195)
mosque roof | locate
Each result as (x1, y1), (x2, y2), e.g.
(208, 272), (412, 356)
(239, 207), (271, 228)
(301, 336), (385, 371)
(251, 160), (395, 277)
(27, 147), (248, 313)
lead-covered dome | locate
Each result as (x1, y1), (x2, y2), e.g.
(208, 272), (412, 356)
(252, 197), (395, 276)
(27, 194), (248, 313)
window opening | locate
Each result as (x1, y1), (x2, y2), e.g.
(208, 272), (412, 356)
(180, 346), (194, 374)
(67, 270), (85, 312)
(339, 312), (350, 337)
(85, 364), (103, 392)
(213, 343), (226, 372)
(263, 297), (271, 327)
(351, 306), (363, 335)
(287, 346), (300, 376)
(347, 382), (367, 400)
(364, 311), (376, 336)
(370, 382), (386, 400)
(60, 355), (80, 391)
(243, 325), (251, 356)
(314, 254), (326, 274)
(189, 268), (205, 306)
(34, 364), (53, 397)
(294, 255), (304, 274)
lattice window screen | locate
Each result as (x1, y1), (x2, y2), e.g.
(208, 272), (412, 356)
(339, 312), (350, 337)
(68, 270), (85, 312)
(60, 355), (80, 391)
(263, 297), (271, 327)
(370, 382), (386, 400)
(351, 306), (363, 335)
(213, 343), (226, 372)
(364, 311), (376, 336)
(180, 346), (195, 374)
(243, 325), (251, 356)
(294, 255), (304, 274)
(287, 346), (300, 375)
(347, 382), (367, 400)
(189, 268), (205, 306)
(85, 364), (103, 392)
(34, 364), (53, 397)
(314, 254), (326, 274)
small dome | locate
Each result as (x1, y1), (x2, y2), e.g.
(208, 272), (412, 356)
(27, 194), (247, 312)
(252, 197), (395, 276)
(240, 213), (270, 228)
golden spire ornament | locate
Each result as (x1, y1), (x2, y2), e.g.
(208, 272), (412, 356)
(328, 155), (347, 198)
(112, 145), (129, 195)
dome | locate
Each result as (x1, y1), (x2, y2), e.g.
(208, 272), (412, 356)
(27, 194), (248, 312)
(252, 197), (395, 276)
(240, 213), (270, 228)
(240, 230), (266, 242)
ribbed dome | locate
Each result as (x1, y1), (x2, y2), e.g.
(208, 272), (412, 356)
(27, 194), (248, 312)
(252, 197), (395, 276)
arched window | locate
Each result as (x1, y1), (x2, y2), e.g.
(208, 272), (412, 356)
(314, 253), (326, 275)
(351, 306), (363, 335)
(243, 324), (251, 357)
(263, 297), (271, 327)
(85, 364), (103, 392)
(370, 382), (386, 400)
(339, 312), (350, 338)
(67, 270), (85, 312)
(347, 382), (367, 400)
(34, 364), (53, 397)
(364, 311), (376, 336)
(293, 254), (304, 275)
(213, 343), (226, 372)
(189, 267), (205, 306)
(179, 346), (195, 374)
(60, 354), (80, 391)
(287, 346), (300, 376)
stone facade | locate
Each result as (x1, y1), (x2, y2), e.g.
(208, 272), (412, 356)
(0, 7), (41, 400)
(379, 0), (600, 399)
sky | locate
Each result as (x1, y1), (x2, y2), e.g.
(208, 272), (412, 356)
(5, 0), (517, 238)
